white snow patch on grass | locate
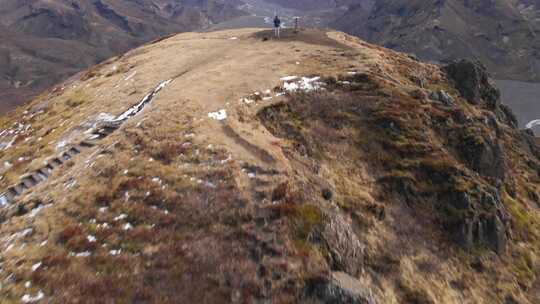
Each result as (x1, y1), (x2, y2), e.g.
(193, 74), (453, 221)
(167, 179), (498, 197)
(124, 71), (137, 81)
(71, 251), (91, 258)
(283, 76), (323, 93)
(280, 76), (298, 81)
(31, 262), (42, 272)
(208, 109), (227, 121)
(21, 290), (44, 303)
(114, 214), (128, 221)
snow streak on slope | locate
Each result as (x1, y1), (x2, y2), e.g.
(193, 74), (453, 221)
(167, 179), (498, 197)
(0, 79), (172, 206)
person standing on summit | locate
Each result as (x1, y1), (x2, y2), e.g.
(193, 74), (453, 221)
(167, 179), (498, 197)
(274, 15), (281, 38)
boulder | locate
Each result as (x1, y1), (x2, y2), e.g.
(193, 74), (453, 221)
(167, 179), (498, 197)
(312, 212), (365, 275)
(458, 134), (506, 180)
(429, 90), (455, 106)
(443, 59), (501, 108)
(305, 272), (376, 304)
(449, 189), (509, 254)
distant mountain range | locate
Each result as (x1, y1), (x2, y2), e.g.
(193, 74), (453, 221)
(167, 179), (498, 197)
(332, 0), (540, 82)
(0, 0), (244, 112)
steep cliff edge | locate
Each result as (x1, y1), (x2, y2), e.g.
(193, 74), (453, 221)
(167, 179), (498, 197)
(0, 28), (538, 303)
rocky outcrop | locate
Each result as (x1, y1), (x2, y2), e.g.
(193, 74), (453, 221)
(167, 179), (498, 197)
(443, 60), (501, 108)
(456, 132), (506, 180)
(429, 89), (455, 106)
(447, 190), (511, 254)
(304, 272), (376, 304)
(313, 212), (365, 276)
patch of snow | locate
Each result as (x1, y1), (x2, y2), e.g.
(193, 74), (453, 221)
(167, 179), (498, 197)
(72, 251), (91, 258)
(87, 235), (96, 243)
(31, 262), (41, 272)
(280, 76), (299, 81)
(241, 97), (255, 104)
(0, 195), (8, 207)
(98, 207), (108, 213)
(114, 79), (172, 122)
(123, 223), (133, 230)
(27, 204), (51, 218)
(208, 109), (227, 121)
(283, 76), (323, 93)
(124, 71), (137, 81)
(25, 281), (31, 288)
(39, 240), (48, 247)
(94, 112), (116, 123)
(526, 119), (540, 129)
(114, 214), (128, 221)
(220, 155), (232, 164)
(97, 223), (110, 229)
(21, 290), (44, 303)
(21, 228), (33, 238)
(109, 249), (121, 256)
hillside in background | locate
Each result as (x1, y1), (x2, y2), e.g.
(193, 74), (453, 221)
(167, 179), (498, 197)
(332, 0), (540, 82)
(0, 0), (244, 113)
(0, 28), (539, 303)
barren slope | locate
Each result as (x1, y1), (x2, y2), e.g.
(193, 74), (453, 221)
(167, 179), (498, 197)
(0, 28), (539, 303)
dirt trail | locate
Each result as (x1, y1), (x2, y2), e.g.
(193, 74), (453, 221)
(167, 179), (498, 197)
(0, 28), (390, 206)
(0, 27), (399, 208)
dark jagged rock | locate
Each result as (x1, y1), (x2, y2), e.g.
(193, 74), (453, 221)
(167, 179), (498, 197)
(454, 213), (508, 254)
(443, 60), (501, 108)
(322, 188), (333, 201)
(456, 131), (506, 180)
(447, 189), (510, 253)
(498, 104), (518, 128)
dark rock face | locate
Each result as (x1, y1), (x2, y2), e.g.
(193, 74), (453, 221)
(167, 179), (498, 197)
(443, 60), (501, 108)
(447, 189), (510, 254)
(456, 131), (506, 180)
(498, 104), (518, 128)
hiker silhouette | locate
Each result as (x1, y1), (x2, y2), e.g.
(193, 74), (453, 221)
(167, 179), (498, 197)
(274, 15), (281, 38)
